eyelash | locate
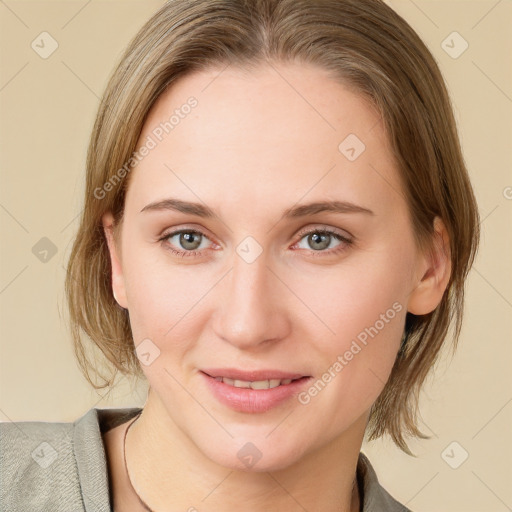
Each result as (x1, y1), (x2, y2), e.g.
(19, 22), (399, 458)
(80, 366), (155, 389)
(159, 227), (353, 259)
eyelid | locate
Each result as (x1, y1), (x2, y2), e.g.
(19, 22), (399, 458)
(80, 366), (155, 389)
(159, 224), (218, 244)
(294, 224), (353, 241)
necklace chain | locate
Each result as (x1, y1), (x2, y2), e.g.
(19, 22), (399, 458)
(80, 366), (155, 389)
(123, 411), (155, 512)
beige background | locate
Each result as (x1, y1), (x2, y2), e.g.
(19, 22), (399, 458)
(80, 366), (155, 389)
(1, 1), (511, 511)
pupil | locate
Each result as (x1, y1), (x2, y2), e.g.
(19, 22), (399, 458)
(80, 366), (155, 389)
(181, 232), (200, 250)
(310, 232), (329, 250)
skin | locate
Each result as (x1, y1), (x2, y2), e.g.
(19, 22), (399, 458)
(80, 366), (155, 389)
(102, 61), (451, 512)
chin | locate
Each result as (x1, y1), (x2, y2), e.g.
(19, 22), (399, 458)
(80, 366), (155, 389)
(199, 433), (310, 473)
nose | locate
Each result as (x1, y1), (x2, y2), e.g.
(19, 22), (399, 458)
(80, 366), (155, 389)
(212, 248), (290, 351)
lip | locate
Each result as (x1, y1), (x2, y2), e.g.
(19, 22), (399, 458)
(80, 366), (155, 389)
(201, 368), (307, 381)
(200, 370), (312, 413)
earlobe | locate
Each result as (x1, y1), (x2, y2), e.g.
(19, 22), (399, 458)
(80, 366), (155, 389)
(407, 216), (452, 315)
(102, 212), (128, 309)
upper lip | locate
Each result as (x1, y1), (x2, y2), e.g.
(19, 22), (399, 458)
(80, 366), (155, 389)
(201, 368), (308, 381)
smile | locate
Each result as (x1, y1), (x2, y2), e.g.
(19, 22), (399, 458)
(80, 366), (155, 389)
(201, 370), (312, 413)
(213, 377), (298, 389)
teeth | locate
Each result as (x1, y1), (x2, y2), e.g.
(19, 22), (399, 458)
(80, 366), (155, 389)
(233, 379), (251, 388)
(218, 377), (296, 388)
(251, 380), (272, 390)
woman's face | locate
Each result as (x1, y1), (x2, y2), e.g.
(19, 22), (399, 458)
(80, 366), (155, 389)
(105, 62), (440, 470)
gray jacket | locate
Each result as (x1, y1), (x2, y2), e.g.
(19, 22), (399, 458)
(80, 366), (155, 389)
(0, 407), (412, 511)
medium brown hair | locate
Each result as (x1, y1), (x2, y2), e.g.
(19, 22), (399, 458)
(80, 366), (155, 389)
(65, 0), (480, 454)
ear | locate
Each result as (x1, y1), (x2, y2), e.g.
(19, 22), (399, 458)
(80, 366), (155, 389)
(102, 212), (128, 309)
(407, 216), (452, 315)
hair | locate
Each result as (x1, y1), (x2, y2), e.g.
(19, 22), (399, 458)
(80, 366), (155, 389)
(65, 0), (480, 454)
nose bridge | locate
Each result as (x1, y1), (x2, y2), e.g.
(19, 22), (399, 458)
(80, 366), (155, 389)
(213, 245), (286, 349)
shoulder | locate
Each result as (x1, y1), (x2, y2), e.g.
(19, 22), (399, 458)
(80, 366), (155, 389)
(0, 414), (83, 511)
(358, 452), (413, 512)
(0, 406), (142, 512)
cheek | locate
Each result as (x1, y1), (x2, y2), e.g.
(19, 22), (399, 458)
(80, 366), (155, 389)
(127, 282), (202, 345)
(121, 243), (204, 345)
(289, 251), (409, 407)
(292, 248), (410, 346)
(122, 259), (208, 393)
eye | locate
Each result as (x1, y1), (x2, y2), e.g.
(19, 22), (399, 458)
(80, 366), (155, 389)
(159, 226), (353, 259)
(160, 229), (214, 257)
(293, 228), (353, 256)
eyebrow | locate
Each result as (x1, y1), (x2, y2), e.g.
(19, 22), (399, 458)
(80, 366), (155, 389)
(140, 198), (375, 218)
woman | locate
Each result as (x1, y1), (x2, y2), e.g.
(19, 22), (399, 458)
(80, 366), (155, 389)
(0, 0), (479, 510)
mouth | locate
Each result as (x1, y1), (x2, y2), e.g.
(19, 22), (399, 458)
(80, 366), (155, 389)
(200, 368), (312, 413)
(201, 368), (310, 388)
(204, 374), (307, 389)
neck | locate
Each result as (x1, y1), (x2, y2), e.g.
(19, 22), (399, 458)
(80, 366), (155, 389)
(125, 391), (364, 512)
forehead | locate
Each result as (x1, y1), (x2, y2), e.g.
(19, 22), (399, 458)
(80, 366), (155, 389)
(125, 62), (405, 220)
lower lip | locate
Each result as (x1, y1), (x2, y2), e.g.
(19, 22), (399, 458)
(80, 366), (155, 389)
(201, 372), (312, 413)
